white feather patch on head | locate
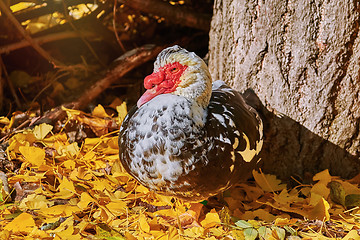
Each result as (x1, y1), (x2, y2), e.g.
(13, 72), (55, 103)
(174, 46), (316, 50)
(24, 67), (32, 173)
(153, 45), (212, 109)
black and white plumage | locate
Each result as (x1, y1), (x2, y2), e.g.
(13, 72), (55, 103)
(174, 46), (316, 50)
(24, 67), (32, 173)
(119, 45), (263, 201)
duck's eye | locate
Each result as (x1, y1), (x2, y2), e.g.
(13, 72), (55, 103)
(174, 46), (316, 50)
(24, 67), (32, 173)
(170, 67), (179, 73)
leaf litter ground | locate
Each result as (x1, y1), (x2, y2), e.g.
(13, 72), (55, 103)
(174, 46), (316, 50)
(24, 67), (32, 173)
(0, 103), (360, 239)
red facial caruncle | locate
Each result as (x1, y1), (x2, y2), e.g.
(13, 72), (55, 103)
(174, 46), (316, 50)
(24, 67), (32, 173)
(137, 62), (188, 107)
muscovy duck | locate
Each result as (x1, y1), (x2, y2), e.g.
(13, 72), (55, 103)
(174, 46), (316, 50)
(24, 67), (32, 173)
(119, 45), (263, 201)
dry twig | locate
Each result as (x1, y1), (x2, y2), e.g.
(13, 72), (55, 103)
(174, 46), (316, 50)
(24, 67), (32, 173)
(0, 31), (95, 54)
(0, 57), (21, 109)
(112, 0), (126, 52)
(121, 0), (211, 31)
(0, 0), (64, 68)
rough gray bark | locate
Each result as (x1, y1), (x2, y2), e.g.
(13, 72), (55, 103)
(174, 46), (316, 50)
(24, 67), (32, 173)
(209, 0), (360, 180)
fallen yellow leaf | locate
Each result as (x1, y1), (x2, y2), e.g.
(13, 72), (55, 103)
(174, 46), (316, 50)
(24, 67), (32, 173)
(9, 171), (46, 183)
(78, 192), (97, 209)
(308, 192), (323, 206)
(4, 212), (36, 233)
(139, 213), (150, 233)
(241, 209), (276, 222)
(19, 145), (45, 167)
(313, 169), (332, 184)
(201, 210), (221, 228)
(38, 205), (81, 217)
(343, 229), (360, 240)
(183, 227), (204, 238)
(307, 197), (330, 221)
(252, 170), (287, 192)
(0, 116), (10, 125)
(54, 177), (76, 199)
(167, 226), (180, 240)
(340, 180), (360, 195)
(311, 182), (330, 199)
(92, 104), (111, 118)
(62, 106), (81, 118)
(19, 194), (48, 210)
(116, 101), (127, 124)
(106, 201), (127, 215)
(33, 123), (53, 140)
(124, 232), (137, 240)
(62, 142), (80, 157)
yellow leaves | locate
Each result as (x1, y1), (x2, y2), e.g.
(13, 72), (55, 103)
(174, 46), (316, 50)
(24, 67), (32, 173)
(4, 212), (35, 233)
(47, 216), (80, 239)
(78, 192), (96, 209)
(33, 123), (53, 140)
(311, 181), (330, 199)
(201, 210), (221, 228)
(183, 227), (203, 238)
(139, 213), (151, 233)
(273, 189), (301, 206)
(63, 159), (76, 170)
(9, 171), (46, 183)
(19, 146), (46, 167)
(313, 169), (332, 184)
(116, 101), (128, 124)
(241, 209), (277, 222)
(124, 232), (138, 240)
(92, 104), (111, 118)
(252, 170), (287, 192)
(136, 184), (150, 194)
(308, 197), (330, 221)
(19, 194), (49, 210)
(3, 107), (360, 239)
(38, 205), (80, 217)
(92, 178), (115, 192)
(10, 2), (34, 12)
(55, 177), (76, 199)
(0, 116), (10, 125)
(105, 201), (127, 215)
(343, 230), (360, 240)
(70, 166), (92, 181)
(63, 105), (118, 137)
(58, 142), (80, 157)
(246, 173), (335, 222)
(8, 131), (36, 152)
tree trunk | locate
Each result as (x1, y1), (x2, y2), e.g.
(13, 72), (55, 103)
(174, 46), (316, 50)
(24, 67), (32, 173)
(209, 0), (360, 180)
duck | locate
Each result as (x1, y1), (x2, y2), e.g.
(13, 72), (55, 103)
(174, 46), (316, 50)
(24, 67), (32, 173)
(118, 45), (263, 201)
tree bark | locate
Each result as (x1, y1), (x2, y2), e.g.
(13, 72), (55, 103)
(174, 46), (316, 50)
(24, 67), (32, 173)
(209, 0), (360, 180)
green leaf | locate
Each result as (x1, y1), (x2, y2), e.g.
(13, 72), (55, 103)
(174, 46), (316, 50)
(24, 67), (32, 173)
(284, 225), (297, 235)
(96, 223), (126, 240)
(258, 226), (272, 239)
(244, 228), (258, 240)
(272, 226), (286, 240)
(0, 188), (4, 202)
(4, 210), (23, 220)
(329, 181), (346, 206)
(235, 220), (253, 229)
(345, 194), (360, 208)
